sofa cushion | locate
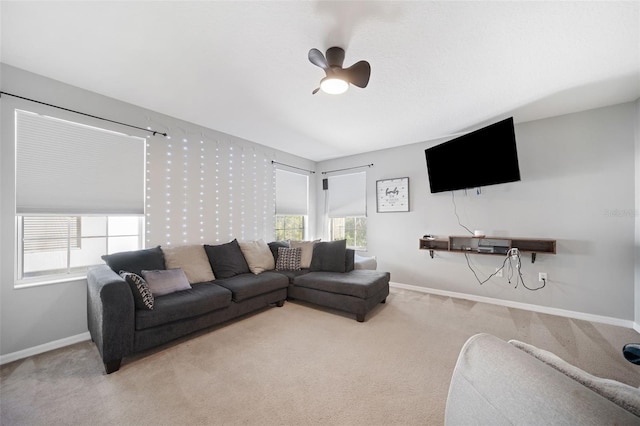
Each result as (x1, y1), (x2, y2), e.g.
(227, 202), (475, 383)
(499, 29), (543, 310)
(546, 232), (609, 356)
(204, 239), (251, 279)
(135, 283), (232, 330)
(239, 239), (275, 274)
(310, 240), (347, 273)
(276, 247), (302, 271)
(162, 245), (215, 284)
(292, 270), (390, 300)
(290, 240), (320, 269)
(102, 246), (165, 276)
(142, 268), (192, 297)
(119, 271), (154, 310)
(214, 271), (289, 302)
(272, 268), (309, 281)
(268, 241), (290, 263)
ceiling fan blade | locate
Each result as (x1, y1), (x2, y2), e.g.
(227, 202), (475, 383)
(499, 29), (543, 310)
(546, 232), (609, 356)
(308, 48), (328, 70)
(312, 87), (320, 95)
(325, 46), (345, 68)
(344, 60), (371, 88)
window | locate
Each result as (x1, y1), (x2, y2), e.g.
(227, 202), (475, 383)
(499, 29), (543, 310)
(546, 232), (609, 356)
(327, 171), (367, 249)
(330, 217), (367, 250)
(274, 215), (305, 241)
(15, 109), (145, 285)
(275, 168), (308, 240)
(17, 216), (143, 281)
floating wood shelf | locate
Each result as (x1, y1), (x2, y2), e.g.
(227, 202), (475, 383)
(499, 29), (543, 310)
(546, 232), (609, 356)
(419, 235), (556, 263)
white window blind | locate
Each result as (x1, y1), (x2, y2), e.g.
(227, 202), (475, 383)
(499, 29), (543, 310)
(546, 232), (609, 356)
(328, 171), (367, 218)
(22, 216), (80, 252)
(15, 110), (145, 214)
(275, 169), (309, 215)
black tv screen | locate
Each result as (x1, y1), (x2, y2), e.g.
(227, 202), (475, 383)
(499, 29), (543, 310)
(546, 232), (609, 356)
(425, 117), (520, 193)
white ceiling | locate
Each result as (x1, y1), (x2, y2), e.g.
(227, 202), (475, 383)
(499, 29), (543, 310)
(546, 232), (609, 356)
(1, 1), (639, 161)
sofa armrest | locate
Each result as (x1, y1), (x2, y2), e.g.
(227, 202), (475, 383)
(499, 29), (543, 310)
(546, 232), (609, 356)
(445, 333), (639, 425)
(86, 264), (135, 373)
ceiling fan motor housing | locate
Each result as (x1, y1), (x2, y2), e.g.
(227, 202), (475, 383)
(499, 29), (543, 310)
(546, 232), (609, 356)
(308, 46), (371, 94)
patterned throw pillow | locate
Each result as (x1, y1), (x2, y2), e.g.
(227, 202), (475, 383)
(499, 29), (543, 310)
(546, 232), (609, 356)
(276, 247), (302, 271)
(119, 271), (154, 310)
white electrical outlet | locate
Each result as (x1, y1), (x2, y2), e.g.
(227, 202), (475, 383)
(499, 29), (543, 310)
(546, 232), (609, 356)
(539, 272), (547, 282)
(495, 268), (503, 278)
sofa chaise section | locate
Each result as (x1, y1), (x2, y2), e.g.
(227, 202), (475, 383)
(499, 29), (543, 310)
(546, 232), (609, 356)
(289, 270), (390, 322)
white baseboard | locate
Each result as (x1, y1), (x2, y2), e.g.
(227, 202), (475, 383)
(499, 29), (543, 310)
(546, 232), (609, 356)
(390, 282), (639, 330)
(0, 332), (91, 366)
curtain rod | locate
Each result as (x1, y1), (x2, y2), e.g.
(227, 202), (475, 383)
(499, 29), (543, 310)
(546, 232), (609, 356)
(0, 91), (168, 137)
(321, 163), (373, 175)
(271, 161), (315, 174)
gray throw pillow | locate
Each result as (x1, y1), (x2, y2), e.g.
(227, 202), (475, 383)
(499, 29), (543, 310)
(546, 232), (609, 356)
(309, 240), (347, 273)
(345, 249), (355, 272)
(119, 271), (154, 310)
(204, 239), (251, 279)
(268, 241), (290, 263)
(141, 268), (192, 297)
(102, 246), (165, 276)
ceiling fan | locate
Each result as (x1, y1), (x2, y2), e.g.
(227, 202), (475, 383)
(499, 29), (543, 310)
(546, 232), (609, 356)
(308, 47), (371, 95)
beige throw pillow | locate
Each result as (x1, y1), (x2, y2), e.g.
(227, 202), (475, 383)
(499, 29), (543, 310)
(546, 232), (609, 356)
(238, 239), (275, 274)
(290, 240), (320, 269)
(162, 245), (215, 284)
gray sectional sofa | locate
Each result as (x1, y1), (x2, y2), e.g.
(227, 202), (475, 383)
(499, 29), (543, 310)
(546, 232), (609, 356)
(87, 239), (390, 374)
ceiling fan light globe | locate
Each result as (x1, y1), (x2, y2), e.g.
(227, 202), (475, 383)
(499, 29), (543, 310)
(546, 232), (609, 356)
(320, 77), (349, 95)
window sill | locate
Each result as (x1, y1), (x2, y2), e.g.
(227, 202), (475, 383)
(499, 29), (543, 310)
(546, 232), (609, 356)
(14, 274), (88, 289)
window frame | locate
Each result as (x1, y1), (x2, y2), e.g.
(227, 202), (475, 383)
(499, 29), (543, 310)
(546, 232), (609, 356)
(274, 214), (306, 241)
(12, 107), (146, 288)
(330, 216), (367, 251)
(15, 214), (144, 288)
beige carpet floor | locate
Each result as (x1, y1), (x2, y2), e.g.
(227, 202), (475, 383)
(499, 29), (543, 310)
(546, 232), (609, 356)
(2, 287), (640, 425)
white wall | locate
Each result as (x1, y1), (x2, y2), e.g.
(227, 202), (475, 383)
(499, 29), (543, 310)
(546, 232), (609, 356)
(317, 103), (638, 321)
(0, 64), (316, 357)
(635, 98), (640, 326)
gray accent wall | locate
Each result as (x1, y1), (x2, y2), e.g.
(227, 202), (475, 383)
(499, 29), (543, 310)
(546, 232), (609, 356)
(0, 64), (316, 356)
(317, 102), (638, 321)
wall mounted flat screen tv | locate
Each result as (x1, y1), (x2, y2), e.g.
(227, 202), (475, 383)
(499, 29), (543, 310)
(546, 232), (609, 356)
(425, 117), (520, 193)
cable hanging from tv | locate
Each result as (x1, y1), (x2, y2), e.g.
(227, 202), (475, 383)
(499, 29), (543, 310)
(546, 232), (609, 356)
(0, 91), (168, 137)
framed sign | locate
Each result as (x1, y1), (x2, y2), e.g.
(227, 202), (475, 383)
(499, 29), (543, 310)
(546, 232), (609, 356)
(376, 177), (409, 213)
